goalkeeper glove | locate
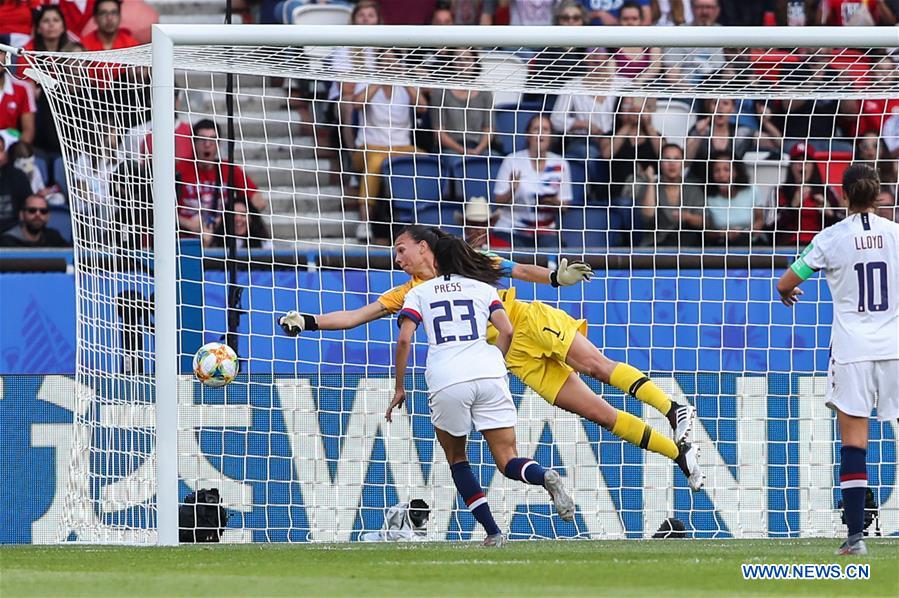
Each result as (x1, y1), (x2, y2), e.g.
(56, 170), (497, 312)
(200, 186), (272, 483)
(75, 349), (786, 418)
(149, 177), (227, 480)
(279, 311), (319, 336)
(550, 258), (593, 287)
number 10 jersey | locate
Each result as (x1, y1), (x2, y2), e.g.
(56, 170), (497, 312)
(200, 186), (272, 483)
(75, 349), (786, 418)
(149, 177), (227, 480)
(798, 212), (899, 363)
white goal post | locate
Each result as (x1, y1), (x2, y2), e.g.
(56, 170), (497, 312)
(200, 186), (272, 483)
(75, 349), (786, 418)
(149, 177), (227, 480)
(14, 24), (898, 545)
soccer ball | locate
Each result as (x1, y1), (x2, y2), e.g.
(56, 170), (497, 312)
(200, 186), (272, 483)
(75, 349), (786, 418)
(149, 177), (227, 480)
(193, 342), (239, 387)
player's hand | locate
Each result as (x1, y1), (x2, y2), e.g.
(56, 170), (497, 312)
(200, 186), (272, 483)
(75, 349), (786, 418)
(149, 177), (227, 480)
(553, 258), (594, 286)
(279, 311), (306, 336)
(386, 389), (406, 422)
(779, 288), (803, 307)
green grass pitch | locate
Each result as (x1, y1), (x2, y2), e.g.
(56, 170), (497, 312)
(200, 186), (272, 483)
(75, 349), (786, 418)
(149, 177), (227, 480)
(2, 539), (897, 597)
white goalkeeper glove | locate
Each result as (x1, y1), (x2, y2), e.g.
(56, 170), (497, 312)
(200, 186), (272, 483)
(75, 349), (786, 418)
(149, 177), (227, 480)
(279, 311), (319, 336)
(551, 258), (593, 287)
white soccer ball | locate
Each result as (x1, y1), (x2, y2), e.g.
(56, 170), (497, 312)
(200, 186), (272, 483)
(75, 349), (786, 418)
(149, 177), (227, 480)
(192, 342), (239, 387)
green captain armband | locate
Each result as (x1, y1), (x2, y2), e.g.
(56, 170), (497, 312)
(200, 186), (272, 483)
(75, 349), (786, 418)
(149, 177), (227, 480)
(789, 257), (816, 281)
(789, 243), (817, 281)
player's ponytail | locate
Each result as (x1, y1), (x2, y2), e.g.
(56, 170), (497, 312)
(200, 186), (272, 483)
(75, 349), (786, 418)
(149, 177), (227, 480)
(842, 163), (880, 213)
(434, 235), (504, 286)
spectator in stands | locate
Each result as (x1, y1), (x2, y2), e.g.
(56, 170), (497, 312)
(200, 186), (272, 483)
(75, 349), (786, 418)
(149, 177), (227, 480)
(611, 2), (661, 83)
(0, 134), (33, 231)
(774, 0), (818, 25)
(551, 48), (621, 193)
(110, 160), (153, 249)
(0, 193), (69, 247)
(327, 1), (381, 192)
(661, 0), (724, 85)
(205, 199), (273, 251)
(0, 50), (36, 145)
(876, 187), (897, 220)
(352, 49), (426, 242)
(855, 132), (899, 196)
(8, 141), (65, 205)
(56, 0), (97, 41)
(25, 5), (83, 52)
(580, 0), (652, 24)
(883, 108), (899, 159)
(650, 0), (692, 25)
(120, 91), (193, 163)
(602, 96), (662, 202)
(430, 49), (493, 162)
(448, 0), (496, 24)
(625, 142), (705, 247)
(492, 113), (572, 248)
(507, 0), (559, 25)
(820, 0), (897, 25)
(775, 142), (841, 245)
(431, 2), (455, 24)
(704, 150), (765, 246)
(175, 119), (264, 238)
(29, 7), (84, 164)
(719, 0), (769, 24)
(457, 196), (496, 249)
(0, 2), (35, 47)
(529, 1), (590, 87)
(685, 97), (751, 183)
(71, 128), (122, 216)
(81, 0), (139, 51)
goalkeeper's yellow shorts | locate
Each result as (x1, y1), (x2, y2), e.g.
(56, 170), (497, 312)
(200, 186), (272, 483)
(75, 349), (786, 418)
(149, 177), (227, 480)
(505, 300), (588, 405)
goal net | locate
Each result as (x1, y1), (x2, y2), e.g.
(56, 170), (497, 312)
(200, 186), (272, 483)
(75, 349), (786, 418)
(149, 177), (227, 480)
(15, 25), (898, 544)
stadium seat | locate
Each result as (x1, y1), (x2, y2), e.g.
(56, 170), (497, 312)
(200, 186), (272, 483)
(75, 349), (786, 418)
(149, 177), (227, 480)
(494, 101), (544, 155)
(651, 99), (695, 150)
(47, 205), (72, 244)
(381, 155), (447, 225)
(560, 205), (608, 249)
(291, 4), (352, 25)
(477, 52), (527, 107)
(450, 156), (501, 203)
(293, 4), (353, 70)
(567, 159), (586, 207)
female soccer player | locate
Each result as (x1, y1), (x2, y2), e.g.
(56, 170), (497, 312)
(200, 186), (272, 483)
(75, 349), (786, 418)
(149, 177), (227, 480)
(777, 164), (899, 556)
(281, 226), (703, 490)
(386, 235), (574, 546)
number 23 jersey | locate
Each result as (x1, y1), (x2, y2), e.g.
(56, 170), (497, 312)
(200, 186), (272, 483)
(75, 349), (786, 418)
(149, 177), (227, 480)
(798, 212), (899, 363)
(399, 275), (508, 393)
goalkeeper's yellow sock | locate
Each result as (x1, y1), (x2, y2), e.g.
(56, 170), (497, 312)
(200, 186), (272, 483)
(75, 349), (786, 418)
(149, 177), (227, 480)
(611, 410), (678, 461)
(609, 363), (673, 416)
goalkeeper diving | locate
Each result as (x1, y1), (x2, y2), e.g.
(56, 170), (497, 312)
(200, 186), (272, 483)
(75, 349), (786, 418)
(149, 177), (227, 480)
(280, 225), (703, 490)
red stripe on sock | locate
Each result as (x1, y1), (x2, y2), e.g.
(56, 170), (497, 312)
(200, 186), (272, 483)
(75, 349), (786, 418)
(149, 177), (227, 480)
(840, 473), (867, 482)
(465, 492), (485, 507)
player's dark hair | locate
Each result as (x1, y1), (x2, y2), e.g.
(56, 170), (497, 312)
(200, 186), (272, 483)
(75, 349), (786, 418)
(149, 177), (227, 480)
(842, 163), (880, 212)
(401, 225), (502, 286)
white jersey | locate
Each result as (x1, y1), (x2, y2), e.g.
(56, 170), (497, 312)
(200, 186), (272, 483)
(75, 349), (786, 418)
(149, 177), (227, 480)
(399, 275), (507, 394)
(798, 212), (899, 363)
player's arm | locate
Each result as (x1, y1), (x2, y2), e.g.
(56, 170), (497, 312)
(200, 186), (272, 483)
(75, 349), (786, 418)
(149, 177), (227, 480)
(489, 305), (514, 357)
(776, 269), (805, 307)
(509, 258), (593, 287)
(279, 301), (388, 335)
(778, 240), (825, 307)
(386, 317), (417, 423)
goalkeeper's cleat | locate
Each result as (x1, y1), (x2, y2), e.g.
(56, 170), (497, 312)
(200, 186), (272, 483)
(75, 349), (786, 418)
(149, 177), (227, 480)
(675, 441), (704, 492)
(835, 539), (867, 556)
(544, 469), (575, 522)
(668, 403), (696, 443)
(482, 533), (506, 548)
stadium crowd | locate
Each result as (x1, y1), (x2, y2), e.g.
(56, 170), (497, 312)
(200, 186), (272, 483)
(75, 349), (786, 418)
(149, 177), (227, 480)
(0, 0), (897, 249)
